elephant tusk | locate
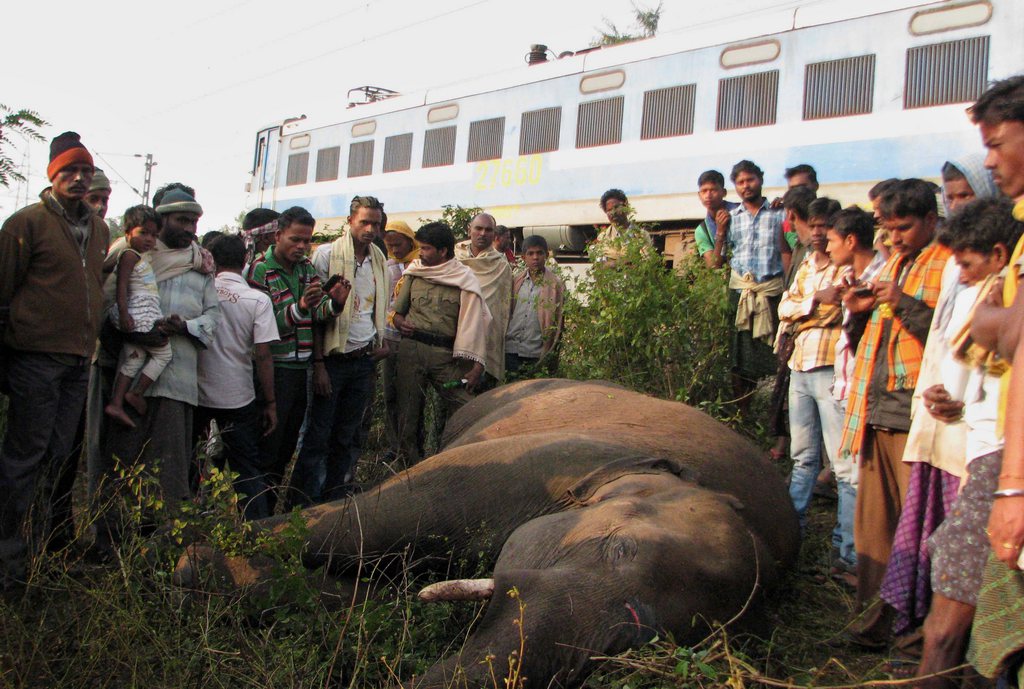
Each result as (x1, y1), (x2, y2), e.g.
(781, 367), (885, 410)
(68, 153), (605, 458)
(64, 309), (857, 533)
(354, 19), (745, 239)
(418, 578), (495, 602)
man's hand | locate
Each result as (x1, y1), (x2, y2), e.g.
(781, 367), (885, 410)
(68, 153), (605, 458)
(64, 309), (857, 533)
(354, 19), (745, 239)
(120, 313), (136, 332)
(814, 285), (840, 306)
(464, 362), (484, 392)
(261, 402), (277, 437)
(714, 208), (731, 232)
(873, 281), (903, 308)
(370, 345), (390, 361)
(921, 384), (964, 423)
(300, 284), (324, 312)
(989, 497), (1024, 569)
(312, 362), (331, 397)
(125, 328), (169, 348)
(842, 288), (876, 314)
(157, 314), (186, 335)
(327, 278), (351, 309)
(769, 197), (783, 209)
(393, 313), (415, 336)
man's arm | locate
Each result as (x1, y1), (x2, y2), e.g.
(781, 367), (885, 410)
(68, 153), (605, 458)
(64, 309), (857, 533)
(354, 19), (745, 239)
(892, 292), (934, 344)
(182, 274), (221, 349)
(988, 327), (1024, 567)
(0, 217), (32, 326)
(253, 342), (277, 436)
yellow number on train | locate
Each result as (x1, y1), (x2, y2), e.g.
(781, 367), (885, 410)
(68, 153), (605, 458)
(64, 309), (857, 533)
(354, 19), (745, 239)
(474, 155), (542, 189)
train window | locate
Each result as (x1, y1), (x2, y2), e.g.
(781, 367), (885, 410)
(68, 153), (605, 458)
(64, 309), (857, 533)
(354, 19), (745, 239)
(579, 70), (625, 95)
(520, 107), (561, 155)
(348, 140), (374, 178)
(910, 1), (991, 36)
(315, 146), (340, 182)
(467, 117), (505, 162)
(716, 70), (779, 131)
(383, 133), (413, 173)
(427, 104), (459, 123)
(351, 120), (377, 137)
(423, 126), (457, 167)
(576, 96), (624, 149)
(285, 152), (309, 186)
(803, 55), (875, 120)
(904, 35), (989, 109)
(720, 40), (780, 69)
(641, 84), (696, 140)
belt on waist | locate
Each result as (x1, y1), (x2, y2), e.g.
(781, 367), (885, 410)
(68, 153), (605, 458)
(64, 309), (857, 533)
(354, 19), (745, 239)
(330, 343), (373, 360)
(408, 331), (455, 349)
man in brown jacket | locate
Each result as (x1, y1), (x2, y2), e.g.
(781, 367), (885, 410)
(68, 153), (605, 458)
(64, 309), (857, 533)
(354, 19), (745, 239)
(0, 131), (109, 585)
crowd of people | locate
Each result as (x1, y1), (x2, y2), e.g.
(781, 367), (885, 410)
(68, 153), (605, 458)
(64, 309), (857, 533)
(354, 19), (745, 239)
(1, 73), (1024, 685)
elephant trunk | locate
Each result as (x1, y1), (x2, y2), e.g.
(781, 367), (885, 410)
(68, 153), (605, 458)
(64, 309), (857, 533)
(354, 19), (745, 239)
(419, 578), (495, 602)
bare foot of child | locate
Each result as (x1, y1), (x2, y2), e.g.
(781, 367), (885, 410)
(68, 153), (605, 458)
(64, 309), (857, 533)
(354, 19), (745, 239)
(125, 391), (148, 417)
(105, 403), (137, 428)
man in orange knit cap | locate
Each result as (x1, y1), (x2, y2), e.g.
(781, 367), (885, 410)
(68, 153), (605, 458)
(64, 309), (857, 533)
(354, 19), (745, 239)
(0, 132), (109, 586)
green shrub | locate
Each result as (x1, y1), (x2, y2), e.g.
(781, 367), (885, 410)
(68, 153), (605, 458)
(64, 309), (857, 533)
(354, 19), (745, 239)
(558, 220), (733, 408)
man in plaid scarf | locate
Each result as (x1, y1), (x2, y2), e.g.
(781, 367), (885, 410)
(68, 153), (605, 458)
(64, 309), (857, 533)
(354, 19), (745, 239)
(839, 178), (951, 650)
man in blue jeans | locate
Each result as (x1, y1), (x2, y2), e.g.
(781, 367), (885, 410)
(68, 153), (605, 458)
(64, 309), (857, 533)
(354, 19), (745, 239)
(777, 196), (858, 580)
(291, 196), (390, 504)
(195, 235), (280, 519)
(0, 132), (109, 583)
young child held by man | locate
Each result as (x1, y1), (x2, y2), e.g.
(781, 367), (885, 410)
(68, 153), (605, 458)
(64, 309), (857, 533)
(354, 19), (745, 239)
(104, 205), (173, 427)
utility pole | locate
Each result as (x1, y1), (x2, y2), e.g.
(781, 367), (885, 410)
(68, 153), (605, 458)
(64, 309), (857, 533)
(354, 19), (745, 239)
(135, 153), (156, 204)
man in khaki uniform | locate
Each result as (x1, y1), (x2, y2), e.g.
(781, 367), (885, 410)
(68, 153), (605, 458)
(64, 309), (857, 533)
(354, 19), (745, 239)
(391, 222), (490, 465)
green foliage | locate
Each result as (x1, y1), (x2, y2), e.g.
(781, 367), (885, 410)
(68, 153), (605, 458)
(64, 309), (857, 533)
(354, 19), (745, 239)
(558, 214), (733, 407)
(0, 104), (47, 188)
(593, 2), (663, 46)
(419, 203), (483, 242)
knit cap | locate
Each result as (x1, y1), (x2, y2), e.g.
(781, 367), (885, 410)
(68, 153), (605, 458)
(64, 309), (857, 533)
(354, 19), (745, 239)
(89, 168), (112, 192)
(47, 131), (94, 181)
(155, 188), (203, 216)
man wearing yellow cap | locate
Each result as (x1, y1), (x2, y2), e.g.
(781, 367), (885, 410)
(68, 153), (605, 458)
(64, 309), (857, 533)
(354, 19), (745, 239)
(0, 131), (109, 583)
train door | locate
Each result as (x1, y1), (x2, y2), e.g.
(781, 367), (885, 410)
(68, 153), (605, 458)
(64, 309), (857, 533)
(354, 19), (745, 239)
(252, 125), (280, 208)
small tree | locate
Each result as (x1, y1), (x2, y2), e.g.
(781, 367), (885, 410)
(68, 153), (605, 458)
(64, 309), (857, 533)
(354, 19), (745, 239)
(419, 204), (483, 241)
(0, 104), (47, 188)
(593, 2), (663, 46)
(558, 211), (733, 408)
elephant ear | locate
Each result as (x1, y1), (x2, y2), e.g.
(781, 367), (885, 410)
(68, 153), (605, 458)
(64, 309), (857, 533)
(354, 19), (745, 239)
(565, 453), (700, 504)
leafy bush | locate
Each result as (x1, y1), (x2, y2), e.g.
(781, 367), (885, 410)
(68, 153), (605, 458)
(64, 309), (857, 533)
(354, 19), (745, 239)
(558, 220), (733, 408)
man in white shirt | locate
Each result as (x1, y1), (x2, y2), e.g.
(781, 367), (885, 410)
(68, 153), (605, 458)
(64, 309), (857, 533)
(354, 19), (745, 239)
(290, 196), (390, 503)
(195, 234), (279, 520)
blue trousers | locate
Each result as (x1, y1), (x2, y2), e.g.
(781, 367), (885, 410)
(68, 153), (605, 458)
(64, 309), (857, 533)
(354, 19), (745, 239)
(290, 354), (376, 506)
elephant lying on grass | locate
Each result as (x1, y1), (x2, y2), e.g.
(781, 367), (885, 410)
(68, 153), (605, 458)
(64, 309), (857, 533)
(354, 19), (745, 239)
(176, 379), (799, 688)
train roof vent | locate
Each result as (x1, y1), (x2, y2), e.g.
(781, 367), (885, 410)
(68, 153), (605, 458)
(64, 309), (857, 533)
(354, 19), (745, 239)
(579, 70), (625, 94)
(351, 120), (376, 137)
(904, 35), (989, 109)
(348, 140), (374, 178)
(716, 70), (779, 131)
(910, 1), (991, 36)
(467, 117), (505, 162)
(383, 133), (413, 173)
(520, 107), (562, 155)
(720, 40), (780, 69)
(576, 96), (624, 149)
(423, 126), (457, 168)
(803, 55), (875, 120)
(315, 146), (340, 182)
(641, 83), (696, 140)
(427, 104), (459, 123)
(285, 152), (309, 186)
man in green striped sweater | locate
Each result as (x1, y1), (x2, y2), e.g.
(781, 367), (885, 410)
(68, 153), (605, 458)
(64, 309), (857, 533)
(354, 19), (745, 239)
(245, 206), (348, 514)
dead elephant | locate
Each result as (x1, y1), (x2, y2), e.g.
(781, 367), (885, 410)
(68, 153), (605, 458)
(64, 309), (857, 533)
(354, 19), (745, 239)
(176, 378), (799, 688)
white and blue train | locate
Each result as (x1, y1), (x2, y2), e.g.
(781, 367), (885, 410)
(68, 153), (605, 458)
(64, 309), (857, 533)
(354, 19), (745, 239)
(244, 0), (1022, 258)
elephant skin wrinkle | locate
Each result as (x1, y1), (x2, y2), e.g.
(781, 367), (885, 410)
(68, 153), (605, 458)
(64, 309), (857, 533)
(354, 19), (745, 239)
(176, 378), (799, 689)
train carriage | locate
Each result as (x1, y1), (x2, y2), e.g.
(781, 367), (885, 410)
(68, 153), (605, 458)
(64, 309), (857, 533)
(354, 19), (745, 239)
(245, 0), (1022, 259)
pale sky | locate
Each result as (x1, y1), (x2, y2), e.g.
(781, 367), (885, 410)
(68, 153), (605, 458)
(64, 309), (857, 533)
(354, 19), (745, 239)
(1, 0), (808, 229)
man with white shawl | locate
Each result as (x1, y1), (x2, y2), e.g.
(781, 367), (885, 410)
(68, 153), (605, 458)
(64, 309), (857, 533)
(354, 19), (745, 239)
(454, 212), (512, 385)
(289, 196), (390, 503)
(390, 222), (491, 466)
